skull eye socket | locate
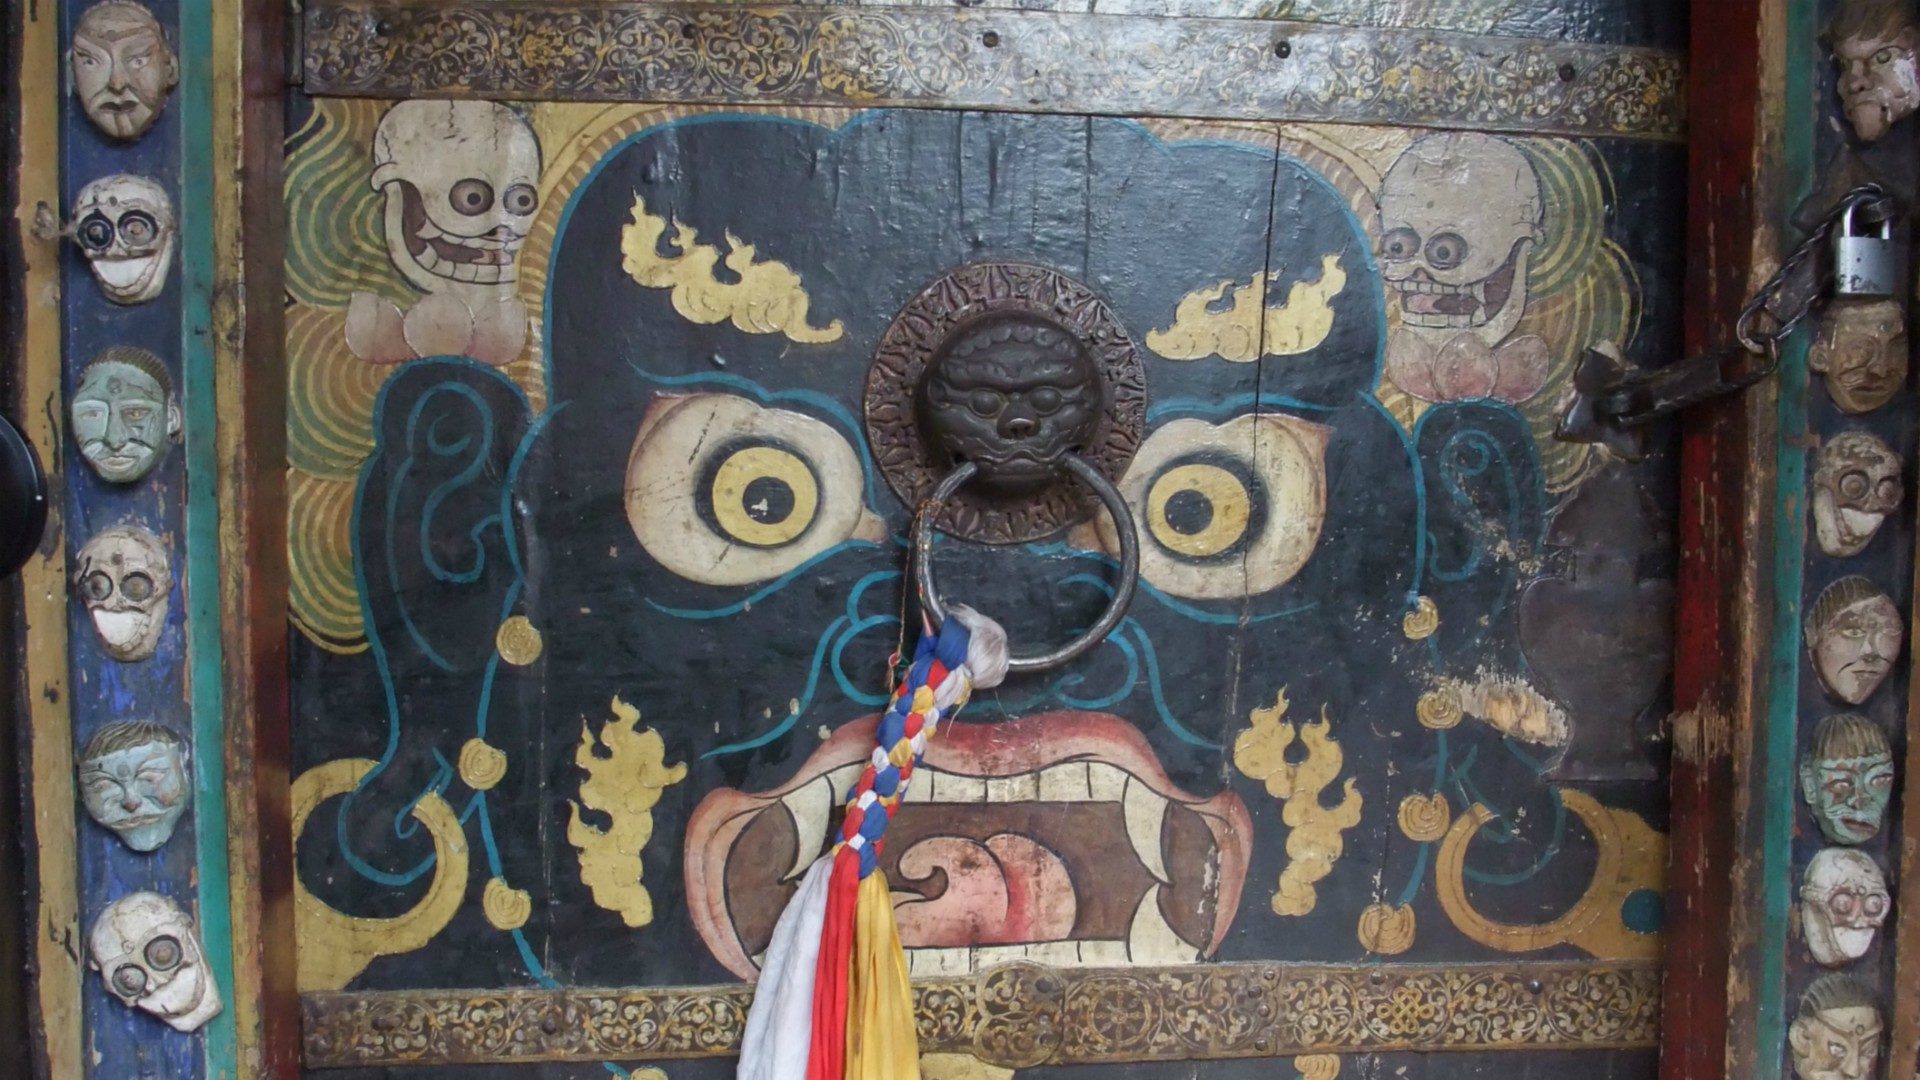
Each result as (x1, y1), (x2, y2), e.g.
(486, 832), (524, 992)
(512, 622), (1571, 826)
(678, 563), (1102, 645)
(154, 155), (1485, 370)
(120, 572), (155, 602)
(77, 212), (117, 252)
(1832, 891), (1859, 915)
(448, 179), (495, 216)
(1876, 478), (1901, 502)
(1424, 232), (1469, 271)
(111, 964), (147, 997)
(625, 394), (875, 587)
(82, 571), (114, 602)
(1865, 894), (1888, 917)
(118, 211), (158, 248)
(1840, 471), (1872, 499)
(502, 183), (538, 216)
(144, 934), (181, 970)
(1380, 227), (1421, 263)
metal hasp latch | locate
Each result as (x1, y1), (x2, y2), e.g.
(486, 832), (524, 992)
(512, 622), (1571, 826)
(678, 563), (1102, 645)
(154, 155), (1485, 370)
(1556, 186), (1899, 460)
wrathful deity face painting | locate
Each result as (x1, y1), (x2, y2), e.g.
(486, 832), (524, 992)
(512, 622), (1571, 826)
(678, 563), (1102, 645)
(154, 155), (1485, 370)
(1827, 0), (1920, 141)
(88, 892), (221, 1032)
(282, 107), (1668, 1031)
(78, 720), (188, 852)
(1811, 431), (1902, 558)
(71, 173), (174, 304)
(70, 347), (180, 483)
(1809, 299), (1907, 414)
(73, 525), (171, 662)
(1799, 848), (1890, 967)
(1800, 714), (1896, 845)
(1805, 576), (1902, 705)
(1790, 975), (1882, 1080)
(69, 1), (177, 141)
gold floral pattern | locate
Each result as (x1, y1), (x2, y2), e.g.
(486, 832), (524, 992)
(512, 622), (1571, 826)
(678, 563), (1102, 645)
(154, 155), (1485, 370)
(300, 960), (1660, 1067)
(302, 3), (1684, 142)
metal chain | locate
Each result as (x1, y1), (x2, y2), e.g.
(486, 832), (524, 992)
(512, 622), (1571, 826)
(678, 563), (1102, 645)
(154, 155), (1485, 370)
(1735, 183), (1892, 357)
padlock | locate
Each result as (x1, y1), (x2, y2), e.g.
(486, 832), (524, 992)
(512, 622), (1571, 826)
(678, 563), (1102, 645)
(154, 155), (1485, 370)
(1832, 201), (1902, 298)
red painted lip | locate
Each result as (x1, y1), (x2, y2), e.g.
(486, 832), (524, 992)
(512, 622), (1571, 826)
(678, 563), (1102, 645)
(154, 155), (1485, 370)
(685, 710), (1251, 981)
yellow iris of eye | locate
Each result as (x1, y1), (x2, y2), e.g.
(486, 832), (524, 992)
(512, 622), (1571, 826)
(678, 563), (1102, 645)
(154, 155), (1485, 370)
(709, 445), (819, 548)
(1146, 462), (1251, 558)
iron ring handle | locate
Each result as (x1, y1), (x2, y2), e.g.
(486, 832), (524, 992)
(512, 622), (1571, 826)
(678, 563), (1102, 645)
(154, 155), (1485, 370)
(913, 453), (1140, 676)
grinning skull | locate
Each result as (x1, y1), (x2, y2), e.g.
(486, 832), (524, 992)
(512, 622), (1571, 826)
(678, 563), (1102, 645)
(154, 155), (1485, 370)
(88, 892), (221, 1032)
(1379, 133), (1543, 346)
(1799, 847), (1890, 967)
(371, 100), (542, 298)
(71, 174), (174, 305)
(74, 525), (171, 662)
(1812, 431), (1902, 557)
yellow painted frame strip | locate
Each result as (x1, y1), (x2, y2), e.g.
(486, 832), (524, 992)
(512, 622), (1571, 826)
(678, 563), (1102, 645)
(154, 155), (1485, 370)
(12, 3), (81, 1077)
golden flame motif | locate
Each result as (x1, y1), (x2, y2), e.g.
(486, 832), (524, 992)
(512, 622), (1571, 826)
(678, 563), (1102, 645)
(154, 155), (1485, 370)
(494, 615), (544, 666)
(482, 877), (532, 931)
(1357, 903), (1416, 955)
(1233, 689), (1364, 917)
(567, 696), (689, 928)
(1401, 596), (1440, 640)
(1397, 792), (1452, 843)
(1416, 687), (1464, 730)
(1147, 254), (1347, 362)
(1295, 1053), (1342, 1080)
(620, 194), (843, 344)
(458, 737), (508, 791)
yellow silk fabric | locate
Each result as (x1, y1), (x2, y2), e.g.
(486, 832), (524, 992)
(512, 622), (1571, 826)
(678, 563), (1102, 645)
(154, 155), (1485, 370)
(844, 872), (919, 1080)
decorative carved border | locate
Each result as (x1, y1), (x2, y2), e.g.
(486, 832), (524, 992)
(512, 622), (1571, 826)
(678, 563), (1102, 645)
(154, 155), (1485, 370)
(301, 3), (1685, 142)
(301, 960), (1661, 1067)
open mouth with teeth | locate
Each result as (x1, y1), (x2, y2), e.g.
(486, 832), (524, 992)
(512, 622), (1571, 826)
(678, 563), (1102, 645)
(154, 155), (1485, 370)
(1388, 239), (1526, 331)
(398, 182), (524, 286)
(686, 711), (1251, 980)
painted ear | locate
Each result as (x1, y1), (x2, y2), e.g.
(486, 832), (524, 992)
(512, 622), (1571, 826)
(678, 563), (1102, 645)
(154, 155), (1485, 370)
(166, 400), (182, 441)
(1787, 1018), (1811, 1057)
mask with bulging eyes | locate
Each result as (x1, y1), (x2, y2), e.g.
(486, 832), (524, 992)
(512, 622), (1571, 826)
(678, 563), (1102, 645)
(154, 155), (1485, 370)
(88, 891), (221, 1032)
(1812, 431), (1902, 557)
(625, 393), (886, 587)
(74, 525), (171, 662)
(1799, 848), (1890, 967)
(71, 174), (175, 304)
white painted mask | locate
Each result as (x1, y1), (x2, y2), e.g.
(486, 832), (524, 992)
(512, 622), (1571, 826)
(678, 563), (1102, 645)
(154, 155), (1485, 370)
(74, 525), (171, 662)
(370, 100), (542, 298)
(71, 173), (175, 304)
(78, 720), (188, 851)
(1811, 431), (1902, 558)
(69, 1), (178, 141)
(1800, 848), (1890, 966)
(1805, 576), (1903, 705)
(88, 892), (221, 1032)
(1828, 1), (1920, 142)
(70, 346), (181, 483)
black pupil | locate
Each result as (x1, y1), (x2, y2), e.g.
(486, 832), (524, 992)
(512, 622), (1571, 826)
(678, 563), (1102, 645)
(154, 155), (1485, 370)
(120, 212), (156, 244)
(86, 572), (113, 600)
(113, 965), (146, 995)
(741, 476), (794, 526)
(1163, 488), (1215, 536)
(505, 185), (537, 214)
(122, 573), (153, 601)
(145, 935), (181, 969)
(451, 179), (494, 215)
(80, 214), (114, 249)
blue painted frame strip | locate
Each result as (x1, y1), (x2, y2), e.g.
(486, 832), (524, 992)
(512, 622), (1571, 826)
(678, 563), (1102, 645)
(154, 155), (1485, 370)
(177, 0), (239, 1072)
(1755, 1), (1818, 1072)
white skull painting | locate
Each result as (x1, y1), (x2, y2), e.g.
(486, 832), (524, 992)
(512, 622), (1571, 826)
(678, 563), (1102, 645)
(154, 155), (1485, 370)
(74, 525), (171, 662)
(1379, 133), (1549, 404)
(349, 100), (543, 367)
(88, 892), (222, 1032)
(71, 173), (175, 305)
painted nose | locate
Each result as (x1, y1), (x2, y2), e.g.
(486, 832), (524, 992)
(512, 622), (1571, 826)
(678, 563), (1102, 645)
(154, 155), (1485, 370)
(103, 411), (128, 448)
(122, 795), (142, 812)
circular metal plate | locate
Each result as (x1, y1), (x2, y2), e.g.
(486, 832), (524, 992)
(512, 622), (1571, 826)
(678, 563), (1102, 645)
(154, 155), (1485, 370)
(0, 412), (48, 578)
(865, 262), (1145, 544)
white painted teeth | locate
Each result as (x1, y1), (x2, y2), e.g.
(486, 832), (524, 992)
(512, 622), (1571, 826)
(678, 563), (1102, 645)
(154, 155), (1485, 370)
(1122, 776), (1172, 885)
(1126, 885), (1203, 966)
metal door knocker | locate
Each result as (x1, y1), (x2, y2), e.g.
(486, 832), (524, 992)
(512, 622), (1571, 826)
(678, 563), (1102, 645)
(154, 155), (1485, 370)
(867, 263), (1146, 673)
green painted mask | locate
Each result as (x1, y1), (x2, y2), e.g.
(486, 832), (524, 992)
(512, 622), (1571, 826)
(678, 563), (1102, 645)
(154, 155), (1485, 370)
(70, 349), (179, 483)
(1799, 714), (1896, 844)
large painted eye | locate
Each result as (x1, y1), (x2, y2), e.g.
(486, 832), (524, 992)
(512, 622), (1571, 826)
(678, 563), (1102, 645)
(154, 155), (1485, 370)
(77, 212), (116, 252)
(111, 964), (147, 997)
(1425, 232), (1469, 271)
(1380, 227), (1421, 262)
(626, 394), (882, 587)
(501, 183), (538, 216)
(118, 211), (158, 248)
(121, 571), (155, 602)
(82, 571), (114, 602)
(1086, 415), (1329, 600)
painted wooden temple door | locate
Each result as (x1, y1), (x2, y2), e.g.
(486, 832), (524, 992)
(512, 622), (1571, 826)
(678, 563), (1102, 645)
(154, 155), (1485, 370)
(277, 5), (1686, 1077)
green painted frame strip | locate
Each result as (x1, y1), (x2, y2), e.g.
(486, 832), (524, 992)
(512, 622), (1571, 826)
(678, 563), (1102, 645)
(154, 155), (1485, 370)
(1755, 0), (1819, 1074)
(177, 0), (239, 1074)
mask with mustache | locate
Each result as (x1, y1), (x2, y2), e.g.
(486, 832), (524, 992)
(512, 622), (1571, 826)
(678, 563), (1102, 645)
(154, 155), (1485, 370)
(70, 347), (180, 484)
